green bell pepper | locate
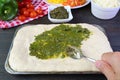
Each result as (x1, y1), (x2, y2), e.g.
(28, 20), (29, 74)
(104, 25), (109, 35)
(0, 0), (18, 21)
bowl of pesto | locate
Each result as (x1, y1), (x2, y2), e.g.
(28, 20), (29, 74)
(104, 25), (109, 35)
(48, 5), (73, 23)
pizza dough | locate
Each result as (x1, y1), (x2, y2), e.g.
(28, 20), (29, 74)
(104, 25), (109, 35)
(9, 23), (113, 72)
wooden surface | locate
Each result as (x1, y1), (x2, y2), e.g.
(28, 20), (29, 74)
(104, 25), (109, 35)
(0, 4), (120, 80)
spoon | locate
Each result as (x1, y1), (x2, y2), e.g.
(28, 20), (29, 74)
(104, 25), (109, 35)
(66, 46), (96, 62)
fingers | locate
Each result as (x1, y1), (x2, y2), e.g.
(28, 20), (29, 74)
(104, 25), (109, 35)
(102, 52), (120, 73)
(95, 60), (115, 80)
(95, 52), (120, 80)
(101, 52), (113, 64)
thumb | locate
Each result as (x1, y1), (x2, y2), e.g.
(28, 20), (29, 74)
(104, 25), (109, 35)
(95, 60), (115, 80)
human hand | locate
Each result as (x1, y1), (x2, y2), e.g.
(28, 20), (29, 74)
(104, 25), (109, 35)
(95, 52), (120, 80)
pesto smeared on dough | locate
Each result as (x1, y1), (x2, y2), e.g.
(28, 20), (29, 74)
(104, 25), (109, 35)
(29, 24), (91, 59)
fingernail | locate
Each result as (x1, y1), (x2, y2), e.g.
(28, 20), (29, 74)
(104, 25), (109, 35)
(95, 60), (102, 68)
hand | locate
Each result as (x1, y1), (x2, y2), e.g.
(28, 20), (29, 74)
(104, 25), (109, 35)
(95, 52), (120, 80)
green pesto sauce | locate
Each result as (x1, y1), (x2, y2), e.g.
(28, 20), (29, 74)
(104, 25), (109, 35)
(50, 6), (68, 19)
(29, 24), (91, 59)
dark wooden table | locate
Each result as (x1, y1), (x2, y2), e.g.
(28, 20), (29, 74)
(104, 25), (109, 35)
(0, 4), (120, 80)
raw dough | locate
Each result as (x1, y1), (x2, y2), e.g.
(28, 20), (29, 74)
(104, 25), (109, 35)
(9, 23), (113, 72)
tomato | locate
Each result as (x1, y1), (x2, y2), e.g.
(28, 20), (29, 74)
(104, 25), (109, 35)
(23, 10), (29, 17)
(36, 8), (43, 15)
(30, 11), (37, 18)
(17, 0), (39, 20)
(26, 3), (34, 9)
(18, 15), (26, 21)
(20, 8), (27, 14)
(27, 8), (34, 13)
(23, 0), (31, 3)
(18, 1), (26, 9)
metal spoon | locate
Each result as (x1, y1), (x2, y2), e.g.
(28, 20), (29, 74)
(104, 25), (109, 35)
(66, 46), (96, 62)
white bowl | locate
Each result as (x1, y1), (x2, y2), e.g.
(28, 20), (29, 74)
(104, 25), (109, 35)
(91, 0), (120, 19)
(48, 5), (73, 23)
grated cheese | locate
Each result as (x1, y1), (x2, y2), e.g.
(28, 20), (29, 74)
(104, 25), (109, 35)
(93, 0), (120, 8)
